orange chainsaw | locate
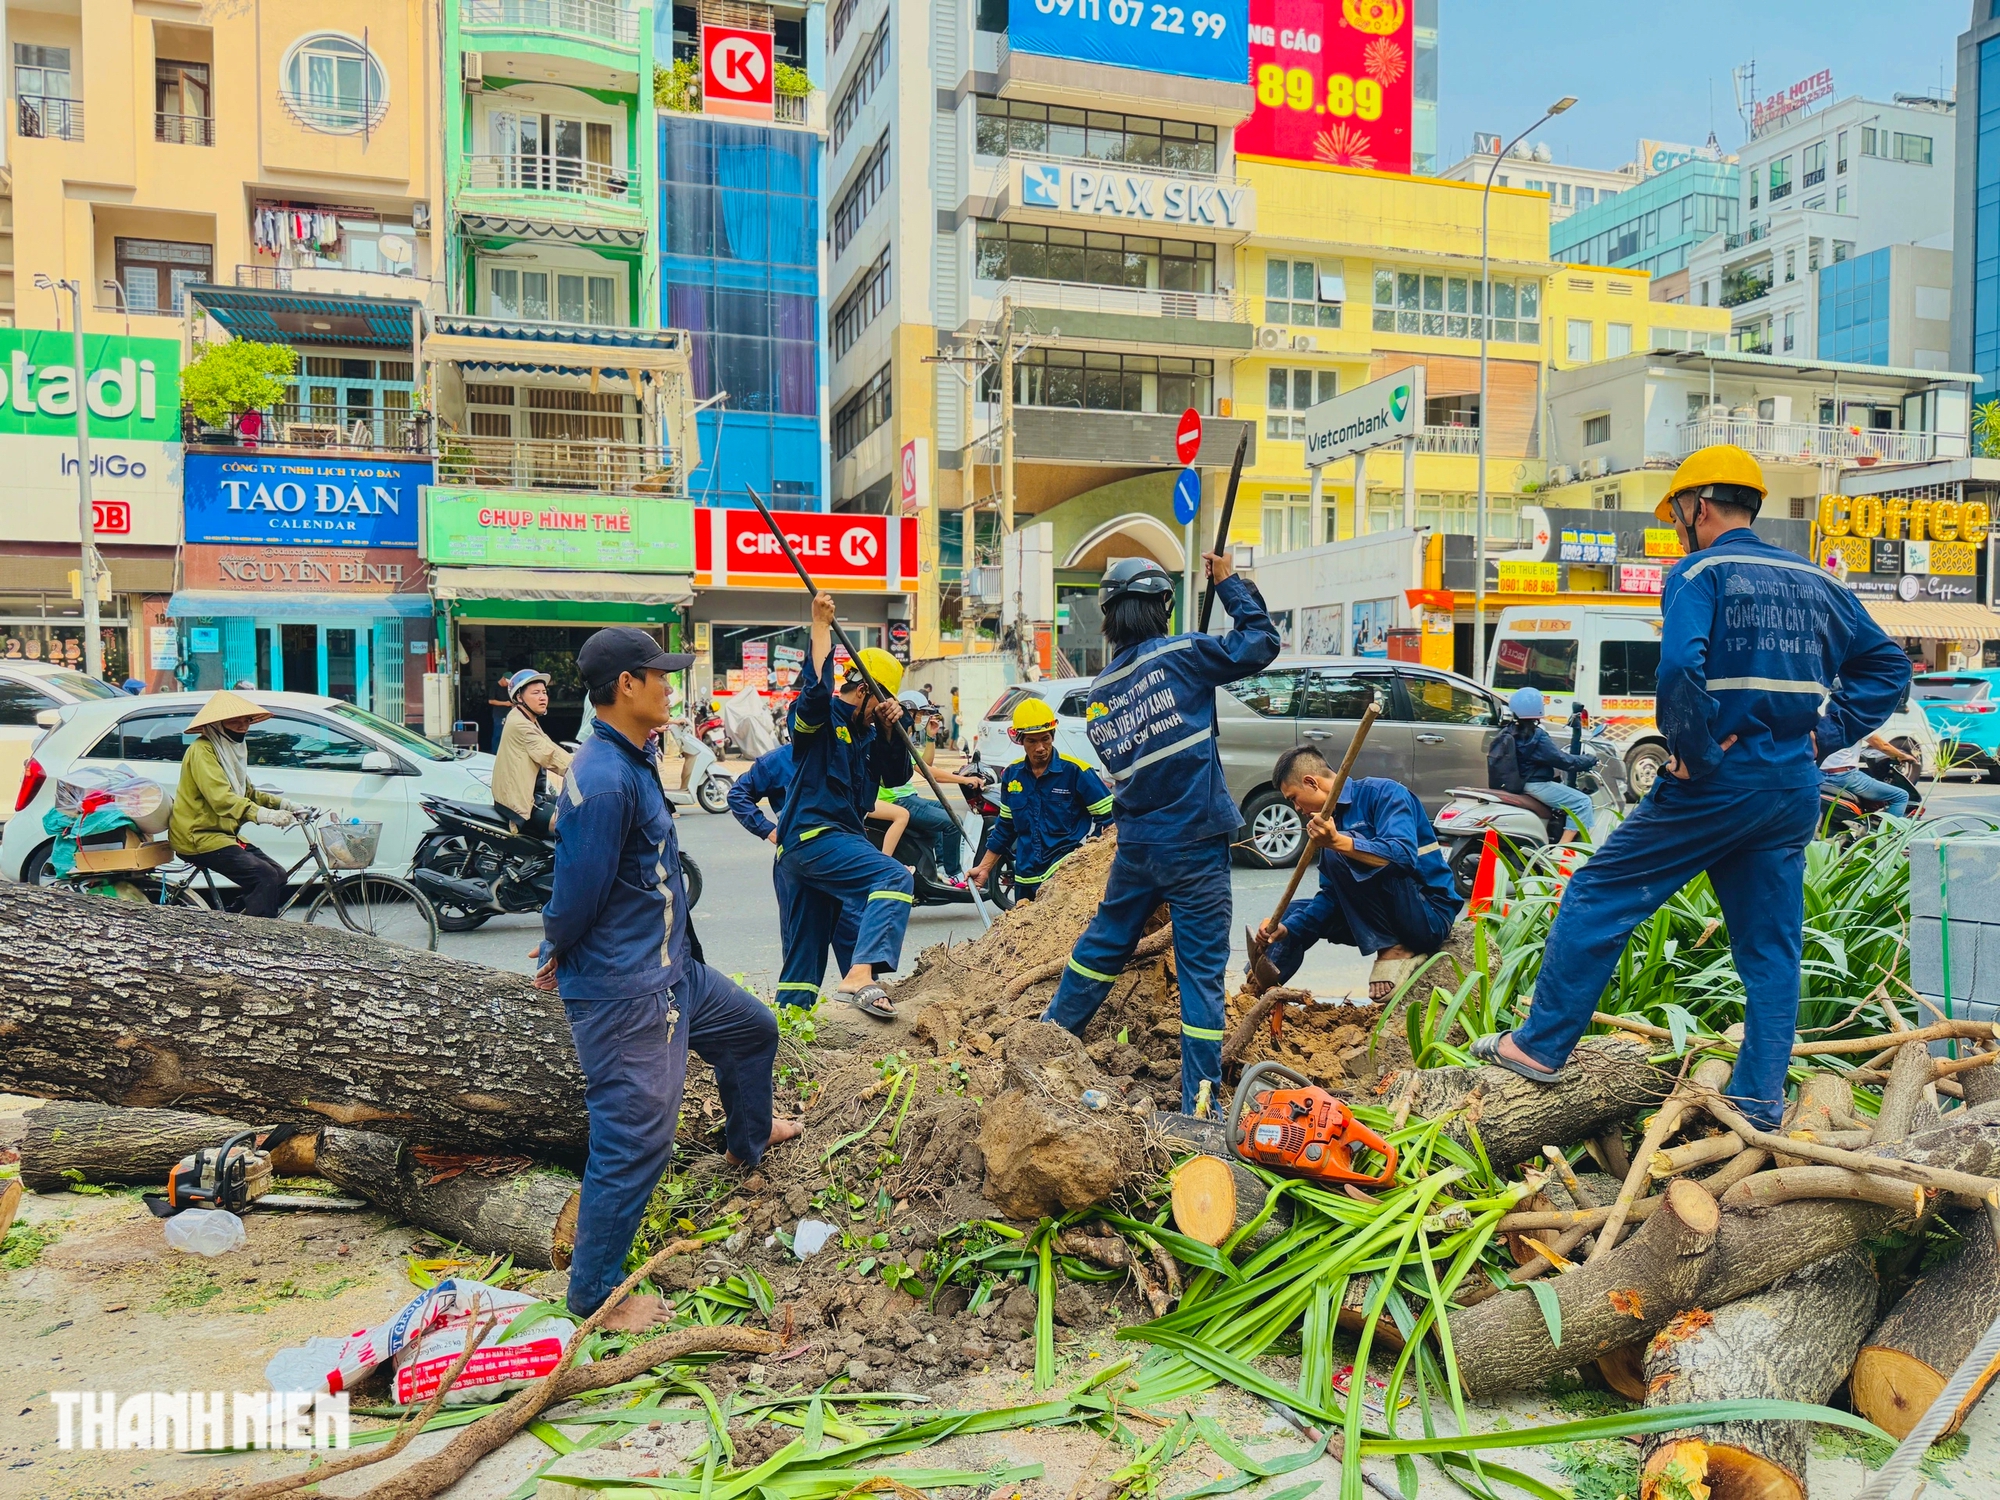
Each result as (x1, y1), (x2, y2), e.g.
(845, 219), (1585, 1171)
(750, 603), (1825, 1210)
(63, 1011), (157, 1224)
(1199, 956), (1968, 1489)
(1227, 1060), (1398, 1188)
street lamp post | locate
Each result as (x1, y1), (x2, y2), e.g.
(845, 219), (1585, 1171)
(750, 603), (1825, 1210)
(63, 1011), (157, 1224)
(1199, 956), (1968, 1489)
(1476, 97), (1576, 686)
(34, 274), (105, 680)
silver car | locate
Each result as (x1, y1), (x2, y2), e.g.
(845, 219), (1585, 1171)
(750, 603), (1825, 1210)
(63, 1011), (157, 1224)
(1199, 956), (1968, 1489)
(1218, 657), (1504, 867)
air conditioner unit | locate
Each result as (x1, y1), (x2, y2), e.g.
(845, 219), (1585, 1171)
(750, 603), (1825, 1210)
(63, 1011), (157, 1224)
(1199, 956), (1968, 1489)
(462, 52), (485, 84)
(1547, 463), (1574, 486)
(1578, 457), (1608, 479)
(411, 202), (432, 234)
(1291, 333), (1316, 351)
(1255, 325), (1286, 350)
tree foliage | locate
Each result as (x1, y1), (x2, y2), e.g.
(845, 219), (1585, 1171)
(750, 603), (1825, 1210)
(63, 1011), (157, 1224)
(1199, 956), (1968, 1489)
(181, 339), (297, 427)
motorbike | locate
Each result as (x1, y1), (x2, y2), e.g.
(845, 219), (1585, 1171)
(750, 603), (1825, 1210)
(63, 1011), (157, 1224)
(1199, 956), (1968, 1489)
(409, 796), (704, 932)
(1434, 719), (1630, 897)
(698, 712), (729, 757)
(1820, 754), (1925, 838)
(863, 756), (1014, 912)
(666, 724), (735, 815)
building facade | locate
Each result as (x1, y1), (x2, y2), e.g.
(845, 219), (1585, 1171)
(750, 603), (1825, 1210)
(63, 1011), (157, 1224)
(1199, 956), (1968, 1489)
(1437, 142), (1637, 222)
(1549, 158), (1741, 282)
(1954, 2), (2000, 408)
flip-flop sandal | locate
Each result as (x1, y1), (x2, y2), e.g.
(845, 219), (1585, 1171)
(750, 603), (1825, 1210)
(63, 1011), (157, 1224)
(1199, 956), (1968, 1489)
(1469, 1031), (1565, 1084)
(840, 983), (896, 1021)
(1368, 954), (1418, 1001)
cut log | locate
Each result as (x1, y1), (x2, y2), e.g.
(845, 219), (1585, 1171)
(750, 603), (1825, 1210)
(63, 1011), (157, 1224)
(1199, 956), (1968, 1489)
(1153, 1111), (1288, 1248)
(18, 1101), (317, 1192)
(0, 1178), (20, 1244)
(1169, 1155), (1237, 1247)
(1638, 1246), (1877, 1500)
(1960, 1048), (2000, 1109)
(1377, 1035), (1674, 1170)
(315, 1127), (580, 1270)
(1876, 1042), (1936, 1144)
(1721, 1166), (1927, 1216)
(0, 883), (590, 1158)
(1852, 1211), (2000, 1440)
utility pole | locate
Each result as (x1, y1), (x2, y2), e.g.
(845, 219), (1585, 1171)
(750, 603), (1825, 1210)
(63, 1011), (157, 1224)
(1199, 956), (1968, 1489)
(39, 275), (103, 678)
(998, 296), (1016, 539)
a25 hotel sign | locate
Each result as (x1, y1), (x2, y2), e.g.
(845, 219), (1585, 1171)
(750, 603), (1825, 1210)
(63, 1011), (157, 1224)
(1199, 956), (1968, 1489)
(1013, 159), (1254, 233)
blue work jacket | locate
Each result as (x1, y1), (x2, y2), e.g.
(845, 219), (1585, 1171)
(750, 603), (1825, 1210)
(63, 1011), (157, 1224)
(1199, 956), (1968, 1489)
(1083, 573), (1281, 843)
(1658, 528), (1909, 788)
(983, 753), (1115, 884)
(539, 719), (688, 1001)
(775, 645), (913, 850)
(727, 744), (794, 841)
(1303, 776), (1460, 924)
(1513, 722), (1592, 784)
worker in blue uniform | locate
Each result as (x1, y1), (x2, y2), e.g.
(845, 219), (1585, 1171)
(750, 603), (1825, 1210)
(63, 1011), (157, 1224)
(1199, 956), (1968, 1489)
(1473, 445), (1910, 1129)
(1248, 745), (1462, 1000)
(774, 590), (916, 1020)
(728, 742), (860, 986)
(1040, 552), (1281, 1112)
(967, 696), (1114, 902)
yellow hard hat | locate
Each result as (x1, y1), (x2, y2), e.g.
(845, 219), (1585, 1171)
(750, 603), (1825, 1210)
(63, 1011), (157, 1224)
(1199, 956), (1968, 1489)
(1654, 443), (1768, 522)
(849, 647), (903, 697)
(1012, 697), (1059, 733)
(186, 690), (270, 731)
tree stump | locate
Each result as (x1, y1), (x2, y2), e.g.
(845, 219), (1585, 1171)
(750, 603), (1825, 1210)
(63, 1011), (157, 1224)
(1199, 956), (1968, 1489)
(1639, 1246), (1877, 1500)
(1852, 1212), (2000, 1440)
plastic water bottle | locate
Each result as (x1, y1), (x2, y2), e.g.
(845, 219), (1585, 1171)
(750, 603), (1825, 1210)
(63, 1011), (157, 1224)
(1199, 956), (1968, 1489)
(162, 1208), (247, 1257)
(1079, 1089), (1110, 1111)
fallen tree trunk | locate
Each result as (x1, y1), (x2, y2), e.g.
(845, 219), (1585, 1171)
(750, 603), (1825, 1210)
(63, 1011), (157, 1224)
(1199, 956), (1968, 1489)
(315, 1128), (580, 1270)
(0, 883), (591, 1158)
(1377, 1036), (1673, 1170)
(1852, 1210), (2000, 1440)
(18, 1100), (317, 1192)
(1639, 1247), (1877, 1500)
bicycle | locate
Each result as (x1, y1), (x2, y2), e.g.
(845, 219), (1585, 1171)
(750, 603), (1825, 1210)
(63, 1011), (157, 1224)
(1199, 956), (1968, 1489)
(56, 810), (440, 952)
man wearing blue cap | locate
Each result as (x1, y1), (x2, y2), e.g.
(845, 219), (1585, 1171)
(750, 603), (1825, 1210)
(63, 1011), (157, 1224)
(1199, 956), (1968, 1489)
(536, 627), (799, 1332)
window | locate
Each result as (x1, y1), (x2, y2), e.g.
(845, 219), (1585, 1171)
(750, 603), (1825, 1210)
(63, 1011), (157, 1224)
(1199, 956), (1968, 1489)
(1836, 186), (1848, 214)
(487, 266), (616, 325)
(1895, 133), (1934, 165)
(1783, 310), (1796, 353)
(1265, 367), (1336, 439)
(1584, 414), (1610, 445)
(85, 711), (197, 762)
(1768, 156), (1792, 200)
(0, 682), (56, 726)
(1606, 322), (1632, 358)
(832, 133), (889, 255)
(1261, 495), (1329, 553)
(1575, 186), (1595, 209)
(1803, 140), (1826, 187)
(1373, 267), (1537, 342)
(1836, 130), (1848, 172)
(831, 248), (891, 360)
(1492, 638), (1578, 694)
(15, 43), (79, 140)
(1834, 239), (1854, 263)
(250, 713), (372, 772)
(1229, 670), (1302, 718)
(155, 59), (211, 144)
(116, 236), (212, 314)
(1264, 257), (1343, 328)
(1560, 183), (1571, 206)
(282, 33), (388, 134)
(1566, 319), (1593, 362)
(973, 96), (1217, 174)
(1861, 126), (1881, 157)
(985, 348), (1213, 414)
(1400, 673), (1497, 725)
(975, 0), (1008, 33)
(1300, 669), (1391, 721)
(832, 363), (891, 458)
(831, 29), (889, 153)
(975, 221), (1215, 292)
(1598, 640), (1660, 697)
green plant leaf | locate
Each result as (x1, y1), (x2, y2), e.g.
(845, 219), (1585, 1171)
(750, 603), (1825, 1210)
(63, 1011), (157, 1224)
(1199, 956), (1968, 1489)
(1526, 1281), (1562, 1349)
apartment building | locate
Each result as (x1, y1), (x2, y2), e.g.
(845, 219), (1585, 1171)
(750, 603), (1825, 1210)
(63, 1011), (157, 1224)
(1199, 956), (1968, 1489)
(1685, 94), (1955, 362)
(1549, 157), (1741, 284)
(1437, 139), (1637, 221)
(1954, 2), (2000, 407)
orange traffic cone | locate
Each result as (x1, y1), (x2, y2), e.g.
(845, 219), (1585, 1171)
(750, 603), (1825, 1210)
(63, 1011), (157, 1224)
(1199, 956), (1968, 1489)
(1468, 827), (1501, 917)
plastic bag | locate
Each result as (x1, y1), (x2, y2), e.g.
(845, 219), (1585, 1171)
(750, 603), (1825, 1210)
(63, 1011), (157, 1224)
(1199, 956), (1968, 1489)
(723, 684), (778, 759)
(163, 1208), (247, 1257)
(55, 763), (171, 833)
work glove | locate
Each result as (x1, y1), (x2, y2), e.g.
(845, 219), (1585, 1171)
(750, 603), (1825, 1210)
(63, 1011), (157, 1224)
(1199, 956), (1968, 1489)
(253, 805), (297, 829)
(279, 798), (311, 817)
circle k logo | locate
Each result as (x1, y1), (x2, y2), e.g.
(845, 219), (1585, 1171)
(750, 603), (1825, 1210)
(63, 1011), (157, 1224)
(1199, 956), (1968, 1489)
(840, 526), (878, 568)
(709, 34), (766, 95)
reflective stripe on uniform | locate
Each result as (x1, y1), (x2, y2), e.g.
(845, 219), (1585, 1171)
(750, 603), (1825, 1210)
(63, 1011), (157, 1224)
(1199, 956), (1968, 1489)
(1181, 1022), (1226, 1041)
(565, 776), (586, 807)
(869, 889), (915, 903)
(777, 826), (831, 855)
(1110, 727), (1213, 782)
(777, 982), (820, 994)
(998, 805), (1013, 818)
(1095, 636), (1195, 690)
(1705, 677), (1830, 695)
(1417, 842), (1442, 856)
(791, 717), (819, 734)
(1678, 551), (1837, 584)
(1086, 798), (1114, 815)
(1067, 956), (1119, 983)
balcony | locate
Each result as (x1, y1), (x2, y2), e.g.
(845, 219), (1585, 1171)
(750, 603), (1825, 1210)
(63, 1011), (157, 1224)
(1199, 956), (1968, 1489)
(435, 433), (677, 495)
(1804, 166), (1826, 187)
(1720, 271), (1772, 308)
(1674, 414), (1937, 467)
(965, 408), (1257, 468)
(18, 95), (81, 141)
(775, 91), (812, 126)
(1769, 180), (1793, 202)
(232, 264), (443, 309)
(1002, 277), (1244, 324)
(461, 0), (639, 48)
(184, 404), (432, 455)
(1723, 224), (1766, 251)
(1414, 424), (1482, 456)
(460, 154), (633, 206)
(155, 111), (213, 146)
(278, 88), (389, 135)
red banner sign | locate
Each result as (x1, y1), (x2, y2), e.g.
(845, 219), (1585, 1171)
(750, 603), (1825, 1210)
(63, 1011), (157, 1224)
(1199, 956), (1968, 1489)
(702, 24), (774, 121)
(694, 509), (918, 593)
(1236, 0), (1414, 174)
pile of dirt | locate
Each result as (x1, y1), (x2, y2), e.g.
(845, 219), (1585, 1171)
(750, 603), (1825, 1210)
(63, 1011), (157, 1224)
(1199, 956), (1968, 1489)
(1226, 991), (1387, 1087)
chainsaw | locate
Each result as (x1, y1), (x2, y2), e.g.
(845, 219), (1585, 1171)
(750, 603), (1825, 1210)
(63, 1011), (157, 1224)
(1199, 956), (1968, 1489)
(1226, 1060), (1398, 1188)
(143, 1127), (363, 1217)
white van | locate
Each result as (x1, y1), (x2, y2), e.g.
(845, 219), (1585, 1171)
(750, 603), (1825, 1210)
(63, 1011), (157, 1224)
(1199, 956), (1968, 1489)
(1486, 603), (1936, 797)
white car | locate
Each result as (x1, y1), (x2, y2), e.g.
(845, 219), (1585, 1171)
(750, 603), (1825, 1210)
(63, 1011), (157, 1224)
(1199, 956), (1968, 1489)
(3, 690), (496, 885)
(0, 662), (127, 822)
(971, 679), (1103, 774)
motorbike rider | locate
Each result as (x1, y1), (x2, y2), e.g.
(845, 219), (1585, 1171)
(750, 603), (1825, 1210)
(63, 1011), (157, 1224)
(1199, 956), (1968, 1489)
(1819, 733), (1921, 819)
(168, 690), (311, 918)
(1505, 687), (1597, 844)
(493, 668), (571, 838)
(968, 697), (1113, 901)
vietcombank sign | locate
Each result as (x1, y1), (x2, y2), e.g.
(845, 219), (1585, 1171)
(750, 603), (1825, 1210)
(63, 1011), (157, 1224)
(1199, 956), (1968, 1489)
(1302, 367), (1426, 469)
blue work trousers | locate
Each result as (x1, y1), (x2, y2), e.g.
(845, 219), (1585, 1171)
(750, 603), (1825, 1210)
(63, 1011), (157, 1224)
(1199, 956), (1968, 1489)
(901, 795), (965, 875)
(1512, 776), (1821, 1130)
(563, 963), (779, 1317)
(772, 856), (858, 1003)
(1268, 872), (1458, 984)
(776, 830), (913, 999)
(1042, 835), (1232, 1113)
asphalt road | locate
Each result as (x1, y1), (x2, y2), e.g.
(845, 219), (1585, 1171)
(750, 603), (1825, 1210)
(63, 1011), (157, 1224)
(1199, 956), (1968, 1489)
(436, 776), (2000, 997)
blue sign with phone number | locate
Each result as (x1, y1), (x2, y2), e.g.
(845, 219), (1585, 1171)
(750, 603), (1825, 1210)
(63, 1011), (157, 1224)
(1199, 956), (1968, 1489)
(1010, 0), (1248, 86)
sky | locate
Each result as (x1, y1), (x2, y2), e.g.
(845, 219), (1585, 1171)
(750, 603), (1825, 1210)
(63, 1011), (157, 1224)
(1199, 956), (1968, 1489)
(1437, 0), (1970, 171)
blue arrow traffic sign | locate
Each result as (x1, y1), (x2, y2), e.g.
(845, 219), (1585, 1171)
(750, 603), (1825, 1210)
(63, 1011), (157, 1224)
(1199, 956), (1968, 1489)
(1173, 466), (1201, 525)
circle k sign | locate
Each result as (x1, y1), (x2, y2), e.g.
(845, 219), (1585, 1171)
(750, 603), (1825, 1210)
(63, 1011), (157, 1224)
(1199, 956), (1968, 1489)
(840, 526), (878, 568)
(703, 25), (773, 105)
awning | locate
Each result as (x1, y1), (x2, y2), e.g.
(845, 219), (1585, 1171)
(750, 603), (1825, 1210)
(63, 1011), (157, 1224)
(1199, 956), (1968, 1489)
(422, 326), (690, 378)
(167, 591), (434, 619)
(1864, 602), (2000, 641)
(184, 284), (423, 349)
(457, 213), (646, 250)
(430, 568), (692, 606)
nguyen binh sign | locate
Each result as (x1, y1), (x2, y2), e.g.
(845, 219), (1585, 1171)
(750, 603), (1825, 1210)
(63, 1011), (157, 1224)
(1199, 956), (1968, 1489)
(1237, 0), (1415, 173)
(423, 490), (696, 572)
(1302, 367), (1424, 468)
(1008, 0), (1250, 86)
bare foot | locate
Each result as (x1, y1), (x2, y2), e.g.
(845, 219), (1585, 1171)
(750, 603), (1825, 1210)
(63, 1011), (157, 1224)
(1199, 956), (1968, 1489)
(726, 1117), (804, 1167)
(1496, 1032), (1558, 1076)
(595, 1293), (670, 1334)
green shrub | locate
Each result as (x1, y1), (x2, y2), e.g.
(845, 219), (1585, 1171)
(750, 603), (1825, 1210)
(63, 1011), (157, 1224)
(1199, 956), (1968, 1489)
(181, 340), (297, 427)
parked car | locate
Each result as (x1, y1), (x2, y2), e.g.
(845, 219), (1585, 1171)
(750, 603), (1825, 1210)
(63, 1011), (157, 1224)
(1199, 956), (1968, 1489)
(1910, 670), (2000, 780)
(0, 663), (126, 823)
(2, 691), (496, 885)
(972, 679), (1099, 773)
